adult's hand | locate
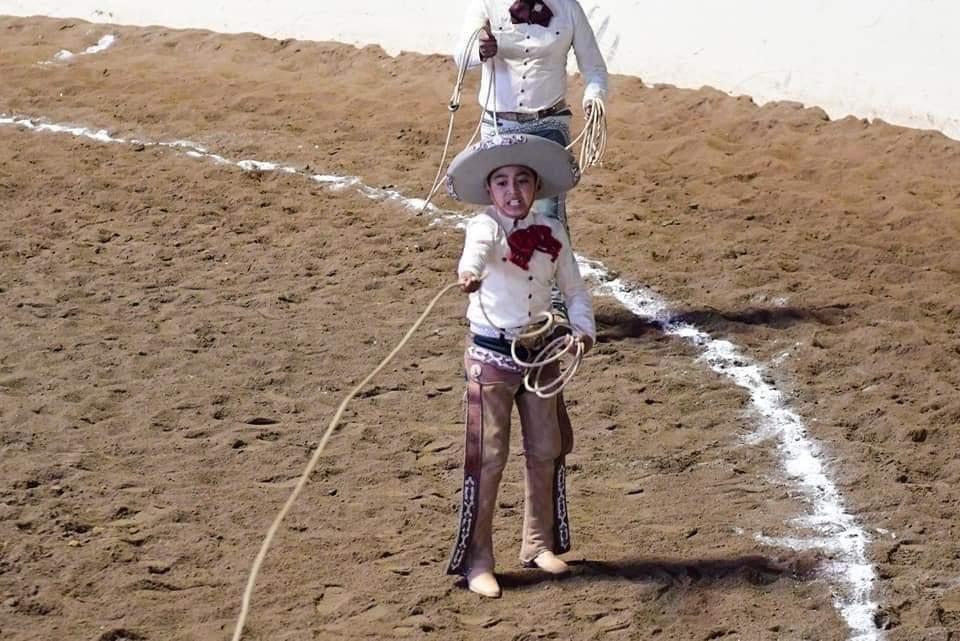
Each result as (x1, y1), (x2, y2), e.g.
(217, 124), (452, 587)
(478, 22), (498, 61)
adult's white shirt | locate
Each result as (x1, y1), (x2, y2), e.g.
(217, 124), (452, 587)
(454, 0), (609, 113)
(458, 207), (595, 340)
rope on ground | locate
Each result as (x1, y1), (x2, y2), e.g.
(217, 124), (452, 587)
(230, 281), (461, 641)
(568, 97), (607, 171)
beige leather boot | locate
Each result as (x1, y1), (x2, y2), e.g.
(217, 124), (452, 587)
(531, 550), (569, 575)
(466, 569), (502, 598)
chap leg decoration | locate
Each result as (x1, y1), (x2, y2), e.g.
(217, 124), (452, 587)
(552, 394), (575, 554)
(447, 378), (484, 576)
(553, 458), (571, 554)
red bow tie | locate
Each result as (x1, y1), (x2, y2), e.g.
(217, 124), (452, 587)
(509, 0), (554, 27)
(507, 224), (561, 270)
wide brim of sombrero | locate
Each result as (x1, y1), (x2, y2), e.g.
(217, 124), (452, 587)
(444, 133), (581, 205)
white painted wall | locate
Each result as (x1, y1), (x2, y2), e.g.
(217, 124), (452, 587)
(2, 0), (958, 140)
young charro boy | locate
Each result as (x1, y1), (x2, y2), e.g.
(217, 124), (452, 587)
(443, 134), (595, 597)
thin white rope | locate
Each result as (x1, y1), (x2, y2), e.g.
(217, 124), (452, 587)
(231, 281), (460, 641)
(567, 97), (607, 172)
(510, 311), (585, 398)
(516, 331), (584, 398)
(418, 29), (497, 215)
(488, 56), (500, 137)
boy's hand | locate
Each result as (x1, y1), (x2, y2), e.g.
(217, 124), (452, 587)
(575, 334), (594, 353)
(459, 273), (482, 293)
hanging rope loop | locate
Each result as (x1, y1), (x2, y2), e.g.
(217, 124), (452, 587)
(568, 97), (608, 172)
(418, 27), (494, 215)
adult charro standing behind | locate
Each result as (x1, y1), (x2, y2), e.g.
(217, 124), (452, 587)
(454, 0), (609, 230)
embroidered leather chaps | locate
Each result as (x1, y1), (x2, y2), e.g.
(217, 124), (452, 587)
(446, 354), (574, 576)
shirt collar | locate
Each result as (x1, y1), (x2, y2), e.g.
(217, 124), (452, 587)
(489, 206), (536, 231)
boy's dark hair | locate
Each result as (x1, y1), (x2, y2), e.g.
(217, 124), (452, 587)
(486, 165), (539, 185)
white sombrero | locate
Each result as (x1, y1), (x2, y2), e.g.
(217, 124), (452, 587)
(445, 134), (581, 205)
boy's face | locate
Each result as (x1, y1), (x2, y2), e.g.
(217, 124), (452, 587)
(486, 165), (538, 219)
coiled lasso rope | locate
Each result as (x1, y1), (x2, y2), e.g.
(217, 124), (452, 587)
(231, 281), (460, 641)
(511, 311), (585, 398)
(567, 97), (607, 170)
(478, 291), (585, 399)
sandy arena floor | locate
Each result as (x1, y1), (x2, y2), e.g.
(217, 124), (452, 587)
(2, 15), (960, 641)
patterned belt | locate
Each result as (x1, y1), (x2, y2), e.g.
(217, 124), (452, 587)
(472, 334), (533, 363)
(486, 100), (572, 123)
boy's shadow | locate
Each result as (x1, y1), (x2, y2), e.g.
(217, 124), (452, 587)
(493, 553), (820, 591)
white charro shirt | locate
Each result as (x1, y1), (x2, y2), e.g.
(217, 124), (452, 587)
(454, 0), (609, 113)
(458, 207), (595, 340)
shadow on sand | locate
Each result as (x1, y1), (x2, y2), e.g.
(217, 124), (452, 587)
(595, 303), (852, 344)
(492, 553), (820, 591)
(670, 304), (851, 331)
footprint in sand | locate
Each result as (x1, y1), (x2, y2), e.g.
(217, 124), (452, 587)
(594, 614), (631, 634)
(416, 440), (456, 468)
(314, 585), (352, 616)
(355, 603), (392, 622)
(393, 613), (435, 636)
(576, 604), (631, 634)
(460, 614), (502, 629)
(392, 625), (418, 637)
(257, 473), (300, 488)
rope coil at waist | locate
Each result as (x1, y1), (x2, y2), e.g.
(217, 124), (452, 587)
(472, 308), (583, 398)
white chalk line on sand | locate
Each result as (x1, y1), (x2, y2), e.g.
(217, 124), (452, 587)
(39, 33), (118, 64)
(0, 113), (880, 640)
(583, 267), (880, 640)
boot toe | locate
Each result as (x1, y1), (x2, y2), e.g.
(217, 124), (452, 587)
(531, 551), (569, 575)
(467, 570), (502, 598)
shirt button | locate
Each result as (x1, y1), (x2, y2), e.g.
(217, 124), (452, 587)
(525, 49), (530, 53)
(528, 294), (533, 299)
(528, 276), (533, 281)
(502, 257), (507, 262)
(520, 89), (525, 93)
